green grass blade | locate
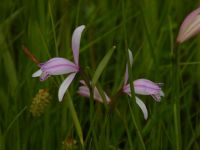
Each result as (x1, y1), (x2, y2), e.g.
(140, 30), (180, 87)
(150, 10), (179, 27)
(5, 106), (27, 135)
(67, 92), (84, 146)
(0, 33), (18, 95)
(92, 46), (116, 86)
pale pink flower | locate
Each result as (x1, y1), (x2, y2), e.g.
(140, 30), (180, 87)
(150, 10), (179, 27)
(32, 25), (85, 101)
(123, 49), (164, 119)
(177, 7), (200, 43)
(77, 80), (111, 103)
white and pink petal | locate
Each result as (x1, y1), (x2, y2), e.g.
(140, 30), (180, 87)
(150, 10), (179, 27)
(72, 25), (85, 65)
(40, 57), (78, 75)
(135, 97), (148, 120)
(124, 49), (134, 85)
(32, 69), (42, 77)
(58, 73), (77, 102)
(133, 79), (161, 95)
(77, 84), (111, 103)
(177, 7), (200, 43)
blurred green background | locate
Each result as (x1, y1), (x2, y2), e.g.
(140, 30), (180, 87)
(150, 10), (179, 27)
(0, 0), (200, 149)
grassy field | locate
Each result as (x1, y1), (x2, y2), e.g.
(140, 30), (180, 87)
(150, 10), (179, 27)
(0, 0), (200, 149)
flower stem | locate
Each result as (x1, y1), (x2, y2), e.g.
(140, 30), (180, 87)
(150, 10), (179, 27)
(127, 100), (146, 150)
(121, 0), (146, 148)
(172, 43), (182, 150)
(79, 68), (92, 92)
(127, 63), (146, 150)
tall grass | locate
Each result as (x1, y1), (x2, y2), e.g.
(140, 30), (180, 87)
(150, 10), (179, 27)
(0, 0), (200, 149)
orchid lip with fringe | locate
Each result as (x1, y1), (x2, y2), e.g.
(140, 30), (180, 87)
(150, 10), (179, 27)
(123, 49), (164, 120)
(32, 25), (85, 102)
(177, 7), (200, 43)
(32, 58), (79, 81)
(123, 79), (164, 102)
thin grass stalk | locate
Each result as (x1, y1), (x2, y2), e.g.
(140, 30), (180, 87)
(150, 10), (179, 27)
(75, 0), (82, 26)
(115, 108), (134, 149)
(48, 2), (58, 56)
(172, 43), (182, 150)
(66, 93), (84, 147)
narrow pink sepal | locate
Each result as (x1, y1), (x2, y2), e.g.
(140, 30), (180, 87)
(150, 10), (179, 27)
(135, 97), (148, 120)
(124, 49), (133, 85)
(58, 73), (76, 102)
(72, 25), (85, 65)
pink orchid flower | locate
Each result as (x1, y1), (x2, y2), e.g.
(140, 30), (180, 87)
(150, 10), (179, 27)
(77, 80), (111, 103)
(177, 7), (200, 43)
(122, 49), (164, 120)
(32, 25), (85, 102)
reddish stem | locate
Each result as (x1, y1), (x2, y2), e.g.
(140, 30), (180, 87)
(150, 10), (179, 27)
(22, 45), (40, 65)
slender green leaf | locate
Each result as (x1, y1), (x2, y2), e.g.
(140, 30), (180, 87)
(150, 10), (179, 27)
(92, 46), (116, 86)
(67, 92), (84, 146)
